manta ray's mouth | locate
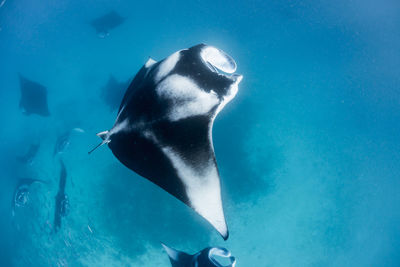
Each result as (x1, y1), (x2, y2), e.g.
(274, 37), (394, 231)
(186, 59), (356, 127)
(200, 46), (241, 82)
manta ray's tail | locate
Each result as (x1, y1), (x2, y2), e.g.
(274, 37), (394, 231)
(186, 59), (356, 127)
(88, 131), (110, 154)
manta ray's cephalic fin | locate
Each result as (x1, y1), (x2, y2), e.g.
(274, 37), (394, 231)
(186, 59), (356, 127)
(88, 131), (110, 154)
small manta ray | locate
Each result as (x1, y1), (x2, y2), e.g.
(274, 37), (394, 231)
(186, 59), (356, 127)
(12, 178), (45, 216)
(53, 128), (85, 157)
(90, 44), (242, 239)
(53, 160), (69, 233)
(17, 143), (40, 165)
(101, 74), (131, 111)
(162, 243), (236, 267)
(18, 74), (50, 117)
(90, 10), (124, 38)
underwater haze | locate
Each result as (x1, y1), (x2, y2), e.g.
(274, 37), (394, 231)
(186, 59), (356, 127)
(1, 0), (400, 266)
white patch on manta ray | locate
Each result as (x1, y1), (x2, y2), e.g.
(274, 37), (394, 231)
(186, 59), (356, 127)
(214, 75), (242, 118)
(156, 74), (219, 121)
(110, 119), (129, 136)
(141, 129), (227, 237)
(145, 57), (157, 68)
(155, 51), (181, 82)
(161, 146), (228, 238)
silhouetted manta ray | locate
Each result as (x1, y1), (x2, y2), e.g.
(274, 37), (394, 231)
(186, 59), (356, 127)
(53, 131), (70, 157)
(53, 128), (85, 157)
(162, 243), (236, 267)
(91, 44), (242, 239)
(101, 75), (131, 111)
(90, 10), (124, 38)
(19, 74), (50, 117)
(17, 143), (40, 164)
(53, 160), (69, 233)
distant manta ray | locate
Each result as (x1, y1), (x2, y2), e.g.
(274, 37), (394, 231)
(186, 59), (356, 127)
(90, 10), (124, 38)
(53, 128), (85, 157)
(90, 44), (242, 239)
(101, 74), (131, 111)
(162, 243), (236, 267)
(17, 143), (40, 165)
(18, 74), (50, 117)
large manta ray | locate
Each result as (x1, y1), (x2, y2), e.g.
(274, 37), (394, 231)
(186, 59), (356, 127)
(18, 74), (50, 117)
(162, 243), (236, 267)
(92, 44), (242, 239)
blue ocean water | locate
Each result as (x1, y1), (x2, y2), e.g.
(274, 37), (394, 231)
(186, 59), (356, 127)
(1, 0), (399, 266)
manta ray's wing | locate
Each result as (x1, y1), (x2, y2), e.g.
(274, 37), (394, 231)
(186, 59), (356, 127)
(107, 113), (229, 239)
(117, 58), (157, 113)
(162, 243), (193, 267)
(19, 74), (50, 117)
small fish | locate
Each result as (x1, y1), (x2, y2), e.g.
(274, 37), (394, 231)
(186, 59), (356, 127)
(53, 160), (69, 233)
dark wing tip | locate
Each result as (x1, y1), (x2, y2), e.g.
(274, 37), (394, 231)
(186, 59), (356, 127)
(222, 230), (229, 241)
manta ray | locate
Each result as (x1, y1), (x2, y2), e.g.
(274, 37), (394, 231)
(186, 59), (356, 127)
(53, 128), (85, 157)
(101, 75), (131, 111)
(91, 44), (242, 239)
(90, 10), (124, 38)
(16, 143), (40, 165)
(162, 243), (236, 267)
(18, 74), (50, 117)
